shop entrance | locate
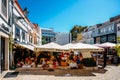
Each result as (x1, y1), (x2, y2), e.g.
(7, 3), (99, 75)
(1, 37), (5, 73)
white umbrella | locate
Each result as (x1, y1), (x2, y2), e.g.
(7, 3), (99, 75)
(93, 43), (102, 47)
(70, 43), (104, 51)
(62, 43), (75, 50)
(100, 42), (116, 48)
(36, 42), (66, 52)
(68, 43), (103, 58)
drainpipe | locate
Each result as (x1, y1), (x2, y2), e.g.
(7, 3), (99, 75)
(9, 0), (14, 69)
(0, 36), (1, 77)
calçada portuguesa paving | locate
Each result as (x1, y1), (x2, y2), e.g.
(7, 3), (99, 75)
(1, 65), (120, 80)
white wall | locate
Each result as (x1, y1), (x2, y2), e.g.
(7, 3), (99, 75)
(37, 27), (42, 45)
(55, 32), (71, 45)
(13, 7), (27, 32)
(12, 2), (28, 43)
(0, 0), (10, 75)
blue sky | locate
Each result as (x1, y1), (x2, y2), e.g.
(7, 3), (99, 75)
(18, 0), (120, 32)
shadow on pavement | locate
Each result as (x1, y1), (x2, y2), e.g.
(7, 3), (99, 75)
(4, 72), (19, 78)
(15, 68), (107, 77)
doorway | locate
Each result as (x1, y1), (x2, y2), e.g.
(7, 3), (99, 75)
(1, 37), (5, 72)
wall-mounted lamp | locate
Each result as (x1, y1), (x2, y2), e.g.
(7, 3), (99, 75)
(16, 16), (24, 20)
(13, 15), (24, 22)
(0, 23), (9, 32)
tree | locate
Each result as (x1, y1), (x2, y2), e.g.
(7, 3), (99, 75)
(42, 36), (47, 45)
(115, 44), (120, 57)
(70, 25), (87, 42)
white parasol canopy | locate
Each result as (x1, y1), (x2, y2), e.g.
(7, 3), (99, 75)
(36, 42), (66, 52)
(35, 42), (104, 52)
(62, 43), (75, 50)
(70, 43), (104, 52)
(100, 42), (116, 48)
(93, 42), (116, 48)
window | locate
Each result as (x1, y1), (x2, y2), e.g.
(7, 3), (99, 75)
(108, 27), (111, 32)
(2, 0), (7, 7)
(108, 35), (115, 42)
(111, 26), (114, 31)
(108, 25), (114, 32)
(98, 29), (100, 34)
(100, 36), (107, 43)
(117, 26), (120, 31)
(29, 35), (32, 43)
(104, 28), (107, 33)
(20, 19), (28, 28)
(2, 0), (7, 18)
(15, 27), (20, 41)
(99, 28), (103, 34)
(22, 31), (25, 42)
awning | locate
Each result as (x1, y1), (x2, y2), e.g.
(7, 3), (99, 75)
(15, 42), (34, 51)
(69, 43), (104, 52)
(36, 42), (68, 52)
(93, 42), (116, 48)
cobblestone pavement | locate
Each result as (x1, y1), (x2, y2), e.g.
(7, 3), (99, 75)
(1, 66), (120, 80)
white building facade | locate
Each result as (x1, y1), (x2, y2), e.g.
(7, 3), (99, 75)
(12, 1), (41, 48)
(117, 22), (120, 43)
(80, 26), (95, 44)
(12, 1), (28, 44)
(55, 32), (72, 45)
(0, 0), (10, 76)
(41, 28), (55, 44)
(0, 0), (41, 77)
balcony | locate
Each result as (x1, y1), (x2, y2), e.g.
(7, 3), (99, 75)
(1, 3), (7, 18)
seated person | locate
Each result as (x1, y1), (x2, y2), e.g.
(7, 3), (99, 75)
(20, 59), (24, 66)
(49, 64), (53, 69)
(17, 60), (22, 67)
(76, 58), (81, 64)
(25, 57), (31, 65)
(76, 58), (83, 69)
(52, 60), (58, 68)
(42, 59), (46, 66)
(31, 60), (35, 68)
(42, 59), (48, 70)
(47, 60), (53, 68)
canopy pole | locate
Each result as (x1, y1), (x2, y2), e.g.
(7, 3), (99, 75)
(96, 52), (98, 67)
